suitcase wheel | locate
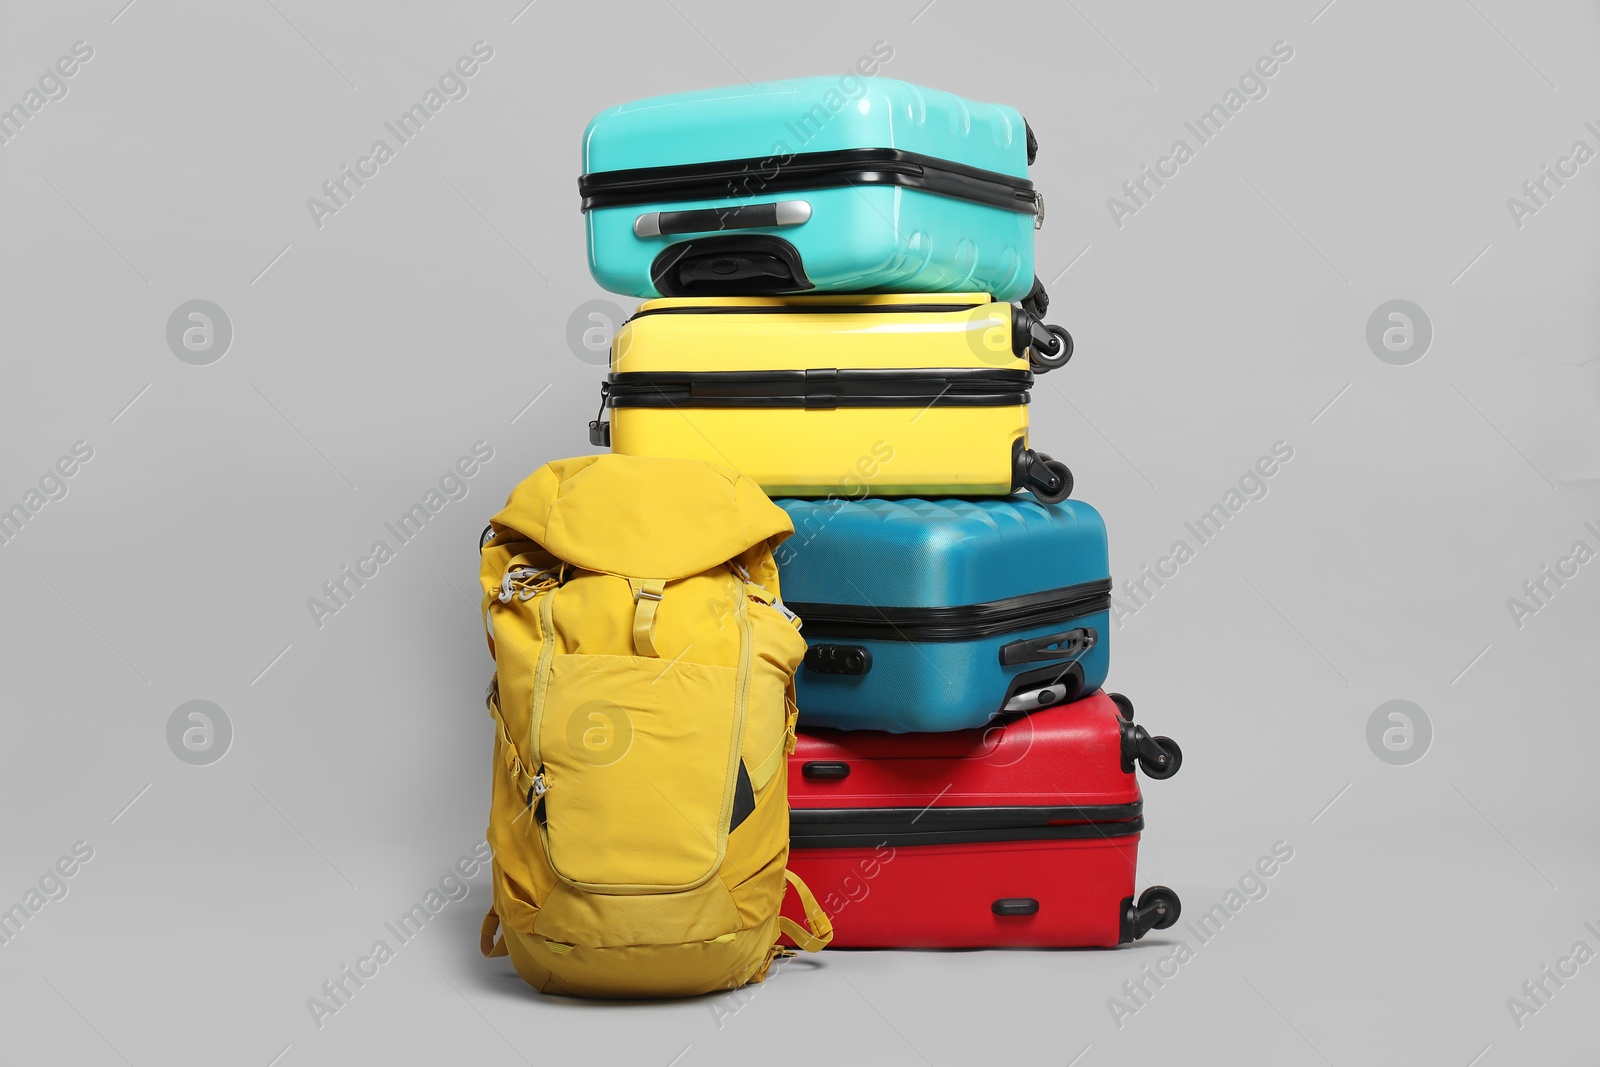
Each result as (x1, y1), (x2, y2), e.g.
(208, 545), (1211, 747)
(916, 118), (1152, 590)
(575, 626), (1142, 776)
(1138, 887), (1181, 933)
(1013, 444), (1074, 504)
(1141, 736), (1182, 780)
(1140, 887), (1181, 930)
(1028, 324), (1074, 372)
(1009, 306), (1072, 372)
(1121, 886), (1182, 942)
(1121, 723), (1183, 780)
(1108, 692), (1134, 720)
(1029, 456), (1073, 504)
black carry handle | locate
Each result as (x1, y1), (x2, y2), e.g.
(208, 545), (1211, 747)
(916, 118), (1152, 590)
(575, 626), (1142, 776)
(651, 235), (813, 297)
(636, 200), (812, 238)
(800, 761), (851, 780)
(993, 897), (1040, 916)
(999, 661), (1085, 714)
(804, 644), (873, 676)
(998, 627), (1096, 667)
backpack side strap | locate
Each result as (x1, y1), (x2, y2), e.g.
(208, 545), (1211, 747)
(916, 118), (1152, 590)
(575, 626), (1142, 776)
(776, 869), (834, 953)
(480, 908), (509, 958)
(487, 687), (538, 804)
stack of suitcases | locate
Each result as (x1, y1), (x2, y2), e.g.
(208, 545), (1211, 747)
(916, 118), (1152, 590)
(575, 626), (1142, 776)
(578, 77), (1184, 949)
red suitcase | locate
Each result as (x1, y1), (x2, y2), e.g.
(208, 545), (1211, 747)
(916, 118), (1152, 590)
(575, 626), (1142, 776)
(781, 691), (1183, 948)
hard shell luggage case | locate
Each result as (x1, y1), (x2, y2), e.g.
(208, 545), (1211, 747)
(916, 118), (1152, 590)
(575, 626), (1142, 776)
(588, 293), (1073, 501)
(579, 77), (1046, 302)
(781, 691), (1182, 948)
(775, 496), (1109, 732)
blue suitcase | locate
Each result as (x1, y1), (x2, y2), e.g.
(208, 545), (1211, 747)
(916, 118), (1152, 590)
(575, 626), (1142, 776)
(579, 77), (1045, 303)
(774, 497), (1111, 733)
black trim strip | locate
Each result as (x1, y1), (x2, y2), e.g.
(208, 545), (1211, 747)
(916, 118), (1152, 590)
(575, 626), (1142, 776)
(790, 814), (1144, 850)
(579, 148), (1037, 214)
(625, 301), (985, 323)
(786, 578), (1113, 642)
(791, 801), (1141, 834)
(603, 368), (1032, 411)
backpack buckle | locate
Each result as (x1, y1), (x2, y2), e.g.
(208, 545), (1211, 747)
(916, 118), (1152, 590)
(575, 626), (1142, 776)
(529, 772), (548, 803)
(634, 588), (663, 603)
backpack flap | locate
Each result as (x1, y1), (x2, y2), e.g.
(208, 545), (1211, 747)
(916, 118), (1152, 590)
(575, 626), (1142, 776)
(489, 454), (793, 582)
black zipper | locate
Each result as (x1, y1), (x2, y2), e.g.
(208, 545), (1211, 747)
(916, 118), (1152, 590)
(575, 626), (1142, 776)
(793, 801), (1141, 833)
(603, 368), (1032, 410)
(625, 300), (986, 324)
(789, 807), (1144, 850)
(579, 147), (1038, 215)
(785, 578), (1113, 641)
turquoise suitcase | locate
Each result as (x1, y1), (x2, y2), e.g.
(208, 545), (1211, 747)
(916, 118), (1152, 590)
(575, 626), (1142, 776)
(774, 497), (1111, 733)
(579, 77), (1045, 304)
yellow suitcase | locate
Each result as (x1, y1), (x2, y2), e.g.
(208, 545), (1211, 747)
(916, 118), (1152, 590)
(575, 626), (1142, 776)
(587, 293), (1074, 500)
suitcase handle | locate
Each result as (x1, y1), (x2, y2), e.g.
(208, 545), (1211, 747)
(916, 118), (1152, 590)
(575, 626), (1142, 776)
(634, 200), (812, 238)
(999, 661), (1084, 714)
(993, 897), (1040, 916)
(651, 235), (812, 296)
(998, 627), (1096, 667)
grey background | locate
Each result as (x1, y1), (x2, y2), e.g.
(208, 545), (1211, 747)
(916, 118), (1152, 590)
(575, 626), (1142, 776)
(2, 1), (1596, 1064)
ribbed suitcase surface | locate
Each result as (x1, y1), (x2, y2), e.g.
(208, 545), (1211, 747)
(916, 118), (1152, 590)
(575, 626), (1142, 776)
(777, 497), (1110, 731)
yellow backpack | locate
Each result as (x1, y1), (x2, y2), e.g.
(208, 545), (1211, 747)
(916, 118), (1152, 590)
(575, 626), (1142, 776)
(476, 454), (833, 997)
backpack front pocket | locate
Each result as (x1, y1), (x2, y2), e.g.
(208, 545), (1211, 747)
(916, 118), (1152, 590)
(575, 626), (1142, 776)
(537, 653), (744, 893)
